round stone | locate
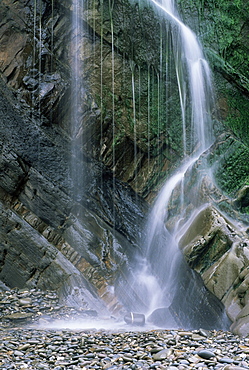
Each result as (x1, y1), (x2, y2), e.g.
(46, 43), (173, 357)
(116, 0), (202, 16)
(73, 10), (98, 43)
(218, 357), (234, 364)
(153, 348), (172, 360)
(197, 350), (215, 359)
(19, 298), (32, 306)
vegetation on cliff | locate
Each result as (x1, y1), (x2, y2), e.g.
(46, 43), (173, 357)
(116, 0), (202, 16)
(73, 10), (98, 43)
(177, 0), (249, 198)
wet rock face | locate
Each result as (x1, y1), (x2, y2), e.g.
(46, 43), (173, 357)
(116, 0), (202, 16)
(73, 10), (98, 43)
(0, 0), (28, 88)
(179, 205), (249, 336)
(178, 207), (233, 273)
(1, 0), (184, 198)
(0, 0), (185, 318)
(0, 77), (148, 314)
(0, 0), (70, 125)
(0, 0), (150, 316)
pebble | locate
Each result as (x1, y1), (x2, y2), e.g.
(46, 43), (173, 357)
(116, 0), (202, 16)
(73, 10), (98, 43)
(153, 348), (172, 360)
(197, 349), (216, 359)
(0, 288), (97, 329)
(0, 327), (248, 370)
(0, 289), (249, 369)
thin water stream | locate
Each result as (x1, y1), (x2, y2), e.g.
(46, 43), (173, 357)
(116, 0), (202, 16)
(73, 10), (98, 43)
(71, 0), (84, 204)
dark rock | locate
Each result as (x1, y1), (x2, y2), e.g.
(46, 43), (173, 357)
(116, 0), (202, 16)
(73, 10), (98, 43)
(147, 307), (177, 328)
(23, 76), (39, 90)
(0, 145), (29, 195)
(197, 349), (215, 359)
(147, 257), (230, 331)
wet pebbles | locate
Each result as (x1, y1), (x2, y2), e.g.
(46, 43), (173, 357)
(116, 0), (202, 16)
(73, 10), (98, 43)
(0, 289), (249, 370)
(0, 288), (97, 328)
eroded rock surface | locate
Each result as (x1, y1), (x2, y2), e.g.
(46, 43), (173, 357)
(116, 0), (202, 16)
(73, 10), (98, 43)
(179, 205), (249, 336)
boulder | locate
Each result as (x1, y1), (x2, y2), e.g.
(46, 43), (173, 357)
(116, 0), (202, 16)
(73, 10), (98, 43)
(234, 185), (249, 209)
(231, 303), (249, 336)
(179, 205), (249, 334)
(178, 206), (233, 273)
(124, 312), (145, 326)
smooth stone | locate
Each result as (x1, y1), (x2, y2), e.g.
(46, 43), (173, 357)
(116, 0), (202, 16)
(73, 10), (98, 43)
(188, 355), (201, 364)
(195, 363), (207, 368)
(192, 334), (206, 341)
(14, 350), (24, 356)
(218, 358), (234, 364)
(149, 362), (162, 369)
(178, 331), (193, 337)
(167, 339), (177, 345)
(179, 360), (190, 365)
(198, 329), (209, 337)
(19, 298), (32, 306)
(18, 343), (31, 351)
(150, 347), (165, 353)
(85, 353), (95, 358)
(124, 312), (145, 326)
(4, 312), (33, 320)
(197, 350), (215, 359)
(122, 354), (134, 362)
(103, 364), (116, 370)
(223, 367), (249, 370)
(153, 348), (172, 360)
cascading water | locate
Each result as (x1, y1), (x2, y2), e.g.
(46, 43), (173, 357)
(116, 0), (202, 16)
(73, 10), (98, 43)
(64, 0), (229, 330)
(129, 0), (229, 329)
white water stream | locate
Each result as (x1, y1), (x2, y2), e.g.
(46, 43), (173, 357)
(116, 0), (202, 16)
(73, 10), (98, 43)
(133, 0), (217, 323)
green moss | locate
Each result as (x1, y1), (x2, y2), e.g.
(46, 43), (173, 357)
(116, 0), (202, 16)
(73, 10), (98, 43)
(175, 0), (249, 199)
(214, 140), (249, 195)
(224, 90), (249, 147)
(177, 0), (249, 81)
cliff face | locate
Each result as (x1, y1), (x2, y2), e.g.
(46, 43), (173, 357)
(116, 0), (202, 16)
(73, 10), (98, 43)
(0, 0), (249, 334)
(0, 0), (185, 311)
(0, 0), (151, 315)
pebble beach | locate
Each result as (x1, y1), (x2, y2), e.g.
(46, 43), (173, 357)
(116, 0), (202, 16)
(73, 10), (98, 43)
(1, 289), (249, 370)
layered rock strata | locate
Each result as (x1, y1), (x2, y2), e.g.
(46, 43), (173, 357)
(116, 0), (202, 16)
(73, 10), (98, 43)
(179, 206), (249, 336)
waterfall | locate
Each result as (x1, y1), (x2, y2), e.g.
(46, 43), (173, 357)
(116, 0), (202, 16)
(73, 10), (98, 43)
(129, 0), (228, 329)
(66, 0), (229, 330)
(151, 0), (214, 154)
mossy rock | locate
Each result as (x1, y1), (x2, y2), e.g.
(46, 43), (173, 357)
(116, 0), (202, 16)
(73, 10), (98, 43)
(209, 135), (249, 198)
